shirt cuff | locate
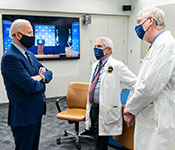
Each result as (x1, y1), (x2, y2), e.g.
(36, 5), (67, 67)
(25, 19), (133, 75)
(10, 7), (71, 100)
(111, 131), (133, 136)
(40, 74), (46, 83)
(126, 105), (137, 116)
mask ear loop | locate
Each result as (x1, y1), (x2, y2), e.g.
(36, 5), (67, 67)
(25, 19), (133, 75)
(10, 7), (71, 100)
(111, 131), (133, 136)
(104, 47), (112, 56)
(144, 17), (153, 32)
(13, 32), (22, 40)
(153, 19), (158, 26)
(145, 25), (151, 32)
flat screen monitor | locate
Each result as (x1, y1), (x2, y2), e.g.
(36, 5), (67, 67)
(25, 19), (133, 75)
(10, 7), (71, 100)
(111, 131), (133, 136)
(2, 14), (80, 60)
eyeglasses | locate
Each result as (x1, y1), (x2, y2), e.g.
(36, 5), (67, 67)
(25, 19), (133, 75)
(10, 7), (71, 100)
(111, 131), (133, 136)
(137, 17), (158, 26)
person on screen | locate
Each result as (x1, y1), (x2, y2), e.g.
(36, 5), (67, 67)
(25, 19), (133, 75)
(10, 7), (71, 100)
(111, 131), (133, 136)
(1, 19), (53, 150)
(123, 7), (175, 150)
(37, 37), (45, 45)
(37, 37), (45, 54)
(85, 37), (137, 150)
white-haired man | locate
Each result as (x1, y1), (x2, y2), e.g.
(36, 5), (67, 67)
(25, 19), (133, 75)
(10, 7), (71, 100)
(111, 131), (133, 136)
(1, 19), (52, 150)
(85, 37), (136, 150)
(124, 7), (175, 150)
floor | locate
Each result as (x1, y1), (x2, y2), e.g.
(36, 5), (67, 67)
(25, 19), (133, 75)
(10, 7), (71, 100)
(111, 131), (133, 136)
(0, 98), (116, 150)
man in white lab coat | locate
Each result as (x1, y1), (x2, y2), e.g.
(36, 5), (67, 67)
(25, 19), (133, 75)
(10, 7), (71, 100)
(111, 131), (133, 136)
(85, 37), (136, 150)
(124, 7), (175, 150)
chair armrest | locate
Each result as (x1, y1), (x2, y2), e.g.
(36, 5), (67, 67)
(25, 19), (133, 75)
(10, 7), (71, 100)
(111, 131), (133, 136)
(56, 96), (66, 112)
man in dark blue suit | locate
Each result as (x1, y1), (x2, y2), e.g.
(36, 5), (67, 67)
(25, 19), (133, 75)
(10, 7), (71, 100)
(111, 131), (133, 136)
(1, 19), (53, 150)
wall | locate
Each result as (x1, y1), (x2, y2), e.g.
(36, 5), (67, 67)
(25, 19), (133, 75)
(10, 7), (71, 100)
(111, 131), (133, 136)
(0, 0), (132, 15)
(128, 0), (175, 74)
(0, 1), (130, 103)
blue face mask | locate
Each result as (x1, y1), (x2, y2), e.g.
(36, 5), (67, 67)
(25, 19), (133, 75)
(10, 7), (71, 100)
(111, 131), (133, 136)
(135, 18), (150, 40)
(94, 47), (104, 60)
(135, 24), (145, 40)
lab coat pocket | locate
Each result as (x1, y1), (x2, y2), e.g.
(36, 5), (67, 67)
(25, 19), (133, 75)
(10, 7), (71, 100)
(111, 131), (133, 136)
(103, 106), (122, 125)
(157, 98), (174, 129)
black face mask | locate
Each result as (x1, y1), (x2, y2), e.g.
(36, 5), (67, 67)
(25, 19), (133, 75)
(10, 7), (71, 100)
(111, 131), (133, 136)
(19, 32), (35, 48)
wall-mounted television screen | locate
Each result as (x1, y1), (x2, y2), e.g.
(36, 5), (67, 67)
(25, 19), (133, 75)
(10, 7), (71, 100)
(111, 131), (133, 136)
(2, 14), (80, 60)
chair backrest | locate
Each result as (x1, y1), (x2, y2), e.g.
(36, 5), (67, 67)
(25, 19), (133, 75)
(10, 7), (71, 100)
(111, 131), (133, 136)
(67, 82), (89, 109)
(113, 106), (135, 150)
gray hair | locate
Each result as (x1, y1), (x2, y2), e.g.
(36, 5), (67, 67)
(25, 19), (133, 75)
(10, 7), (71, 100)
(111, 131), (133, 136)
(96, 36), (113, 50)
(10, 19), (30, 38)
(138, 6), (165, 27)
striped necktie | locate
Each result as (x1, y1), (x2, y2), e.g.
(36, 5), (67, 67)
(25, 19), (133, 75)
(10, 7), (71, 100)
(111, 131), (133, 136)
(89, 61), (102, 103)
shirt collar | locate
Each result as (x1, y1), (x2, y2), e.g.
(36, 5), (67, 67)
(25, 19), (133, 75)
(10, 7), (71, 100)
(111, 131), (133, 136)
(152, 30), (165, 45)
(12, 42), (26, 57)
(101, 56), (109, 65)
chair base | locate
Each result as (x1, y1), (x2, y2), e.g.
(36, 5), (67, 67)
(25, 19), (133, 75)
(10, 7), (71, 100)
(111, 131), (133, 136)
(56, 130), (93, 149)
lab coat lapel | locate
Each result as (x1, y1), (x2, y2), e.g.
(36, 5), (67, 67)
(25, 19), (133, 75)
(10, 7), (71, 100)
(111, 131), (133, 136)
(101, 56), (112, 83)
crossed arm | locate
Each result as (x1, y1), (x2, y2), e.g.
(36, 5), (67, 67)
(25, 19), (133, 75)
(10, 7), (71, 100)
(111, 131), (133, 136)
(31, 67), (46, 82)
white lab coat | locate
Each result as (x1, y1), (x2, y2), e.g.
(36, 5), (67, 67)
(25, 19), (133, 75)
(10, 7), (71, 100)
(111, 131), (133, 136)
(126, 31), (175, 150)
(85, 56), (136, 135)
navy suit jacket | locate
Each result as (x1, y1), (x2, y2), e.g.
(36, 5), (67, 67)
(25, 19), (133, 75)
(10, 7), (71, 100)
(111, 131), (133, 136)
(1, 44), (53, 127)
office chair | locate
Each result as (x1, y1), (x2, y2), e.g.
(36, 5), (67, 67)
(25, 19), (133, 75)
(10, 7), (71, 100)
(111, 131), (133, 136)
(56, 82), (90, 149)
(113, 106), (135, 150)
